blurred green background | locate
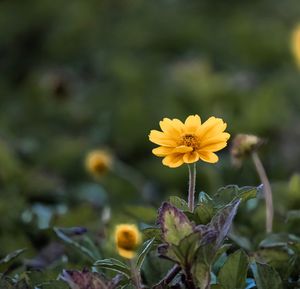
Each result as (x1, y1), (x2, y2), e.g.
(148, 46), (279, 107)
(1, 0), (300, 261)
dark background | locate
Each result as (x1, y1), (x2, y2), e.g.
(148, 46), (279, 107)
(1, 0), (300, 258)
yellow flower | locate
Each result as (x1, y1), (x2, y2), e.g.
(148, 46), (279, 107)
(85, 150), (112, 177)
(115, 224), (142, 259)
(291, 24), (300, 67)
(149, 115), (230, 168)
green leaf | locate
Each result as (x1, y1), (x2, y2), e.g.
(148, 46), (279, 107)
(229, 231), (252, 251)
(82, 235), (102, 259)
(158, 232), (203, 266)
(15, 280), (30, 289)
(94, 258), (131, 278)
(158, 202), (193, 246)
(213, 244), (232, 264)
(250, 262), (283, 289)
(168, 196), (189, 211)
(35, 281), (68, 289)
(213, 185), (259, 208)
(193, 203), (214, 225)
(256, 247), (295, 280)
(136, 238), (155, 270)
(259, 233), (300, 248)
(191, 243), (220, 289)
(218, 249), (249, 289)
(191, 261), (211, 289)
(142, 227), (162, 245)
(211, 285), (224, 289)
(286, 210), (300, 223)
(0, 248), (26, 273)
(177, 232), (202, 265)
(238, 186), (260, 202)
(157, 244), (180, 263)
(27, 270), (69, 289)
(0, 278), (14, 289)
(53, 227), (97, 262)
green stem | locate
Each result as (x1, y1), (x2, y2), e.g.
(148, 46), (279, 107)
(130, 259), (142, 289)
(205, 266), (211, 289)
(153, 265), (181, 289)
(252, 152), (273, 233)
(188, 163), (197, 212)
(184, 264), (196, 289)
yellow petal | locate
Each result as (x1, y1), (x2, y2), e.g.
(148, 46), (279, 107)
(183, 152), (199, 163)
(173, 145), (193, 154)
(199, 141), (227, 152)
(152, 146), (174, 157)
(172, 118), (185, 129)
(117, 248), (136, 259)
(197, 117), (227, 139)
(149, 130), (177, 147)
(162, 154), (184, 168)
(159, 118), (184, 137)
(184, 115), (201, 133)
(199, 133), (230, 151)
(198, 151), (219, 163)
(153, 145), (192, 156)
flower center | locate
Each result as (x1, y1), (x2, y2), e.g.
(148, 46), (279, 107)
(181, 134), (200, 150)
(117, 230), (138, 251)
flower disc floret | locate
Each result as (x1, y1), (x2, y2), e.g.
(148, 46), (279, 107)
(149, 115), (230, 168)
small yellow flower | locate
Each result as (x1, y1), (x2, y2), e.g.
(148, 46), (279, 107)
(85, 150), (112, 177)
(149, 115), (230, 168)
(115, 224), (142, 259)
(291, 24), (300, 67)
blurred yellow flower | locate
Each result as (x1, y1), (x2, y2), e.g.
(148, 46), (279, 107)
(149, 115), (230, 168)
(291, 24), (300, 67)
(115, 224), (142, 259)
(85, 150), (112, 177)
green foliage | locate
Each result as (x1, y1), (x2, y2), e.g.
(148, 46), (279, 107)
(168, 196), (189, 212)
(192, 203), (214, 225)
(53, 227), (100, 262)
(218, 250), (249, 289)
(2, 186), (297, 289)
(0, 249), (26, 273)
(250, 262), (283, 289)
(1, 0), (300, 286)
(135, 238), (155, 271)
(0, 271), (68, 289)
(94, 258), (131, 279)
(213, 185), (260, 208)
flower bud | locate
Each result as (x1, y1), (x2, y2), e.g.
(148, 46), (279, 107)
(231, 134), (264, 166)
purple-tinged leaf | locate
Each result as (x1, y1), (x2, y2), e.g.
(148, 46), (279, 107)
(60, 269), (105, 289)
(157, 244), (180, 263)
(158, 202), (193, 246)
(211, 199), (241, 249)
(195, 225), (218, 246)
